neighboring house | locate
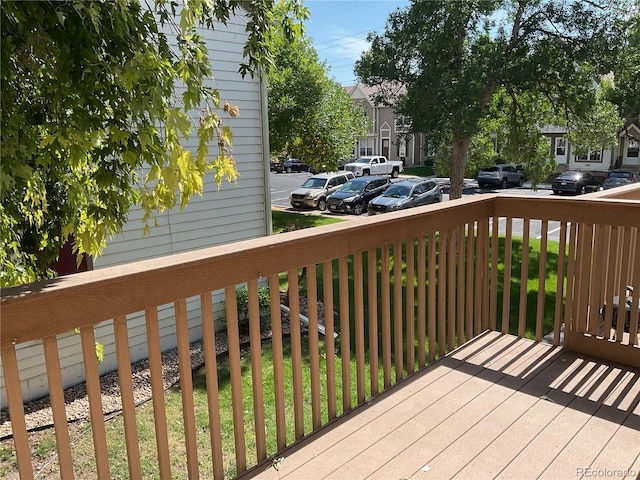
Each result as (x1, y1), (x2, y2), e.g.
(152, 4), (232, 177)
(347, 83), (639, 176)
(615, 122), (640, 170)
(0, 11), (272, 408)
(540, 123), (640, 173)
(346, 84), (426, 167)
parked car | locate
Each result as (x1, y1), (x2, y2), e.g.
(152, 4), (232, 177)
(270, 158), (281, 172)
(368, 177), (442, 215)
(477, 164), (524, 189)
(337, 158), (352, 170)
(289, 171), (355, 211)
(326, 176), (391, 215)
(343, 155), (404, 178)
(277, 158), (310, 173)
(552, 170), (600, 195)
(602, 169), (640, 190)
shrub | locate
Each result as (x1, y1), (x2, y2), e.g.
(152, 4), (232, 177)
(223, 285), (272, 334)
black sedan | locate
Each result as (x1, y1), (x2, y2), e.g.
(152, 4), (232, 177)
(552, 171), (600, 195)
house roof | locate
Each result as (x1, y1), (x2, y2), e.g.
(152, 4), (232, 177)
(344, 82), (405, 108)
(620, 122), (640, 139)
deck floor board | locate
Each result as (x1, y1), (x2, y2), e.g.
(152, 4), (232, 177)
(240, 333), (640, 480)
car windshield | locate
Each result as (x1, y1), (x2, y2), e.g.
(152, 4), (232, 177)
(557, 172), (579, 179)
(608, 172), (632, 179)
(382, 185), (411, 198)
(339, 180), (365, 193)
(355, 157), (372, 163)
(301, 178), (327, 189)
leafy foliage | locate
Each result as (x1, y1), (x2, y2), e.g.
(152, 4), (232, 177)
(267, 12), (369, 171)
(567, 81), (624, 156)
(0, 0), (305, 286)
(227, 285), (271, 332)
(605, 11), (640, 122)
(356, 0), (624, 198)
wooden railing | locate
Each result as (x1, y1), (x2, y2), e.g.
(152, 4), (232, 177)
(2, 186), (639, 479)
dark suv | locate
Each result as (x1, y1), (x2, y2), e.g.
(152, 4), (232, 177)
(276, 158), (310, 173)
(326, 176), (391, 215)
(477, 164), (524, 189)
(368, 177), (442, 214)
(603, 169), (640, 190)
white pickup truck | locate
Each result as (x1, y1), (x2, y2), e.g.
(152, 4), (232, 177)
(343, 156), (403, 178)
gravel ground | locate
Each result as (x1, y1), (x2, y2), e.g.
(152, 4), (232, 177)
(0, 297), (334, 440)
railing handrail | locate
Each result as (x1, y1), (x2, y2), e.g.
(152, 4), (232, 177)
(492, 195), (640, 224)
(1, 194), (494, 349)
(4, 192), (640, 350)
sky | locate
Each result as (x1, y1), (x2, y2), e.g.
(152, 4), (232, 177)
(304, 0), (410, 86)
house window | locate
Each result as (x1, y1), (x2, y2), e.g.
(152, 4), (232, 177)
(628, 139), (639, 158)
(359, 138), (374, 156)
(489, 132), (498, 152)
(575, 148), (603, 163)
(397, 139), (406, 158)
(366, 108), (375, 134)
(555, 138), (566, 156)
(395, 116), (411, 133)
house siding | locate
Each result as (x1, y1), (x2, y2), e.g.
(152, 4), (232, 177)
(0, 11), (270, 409)
(541, 124), (620, 173)
(348, 84), (426, 166)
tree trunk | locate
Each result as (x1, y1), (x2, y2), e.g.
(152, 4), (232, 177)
(449, 135), (471, 200)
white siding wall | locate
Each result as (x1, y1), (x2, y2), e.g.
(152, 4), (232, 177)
(0, 12), (271, 409)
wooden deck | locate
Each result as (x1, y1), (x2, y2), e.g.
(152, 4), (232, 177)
(240, 331), (640, 480)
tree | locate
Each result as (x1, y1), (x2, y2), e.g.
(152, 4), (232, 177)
(567, 80), (624, 158)
(1, 0), (305, 286)
(433, 88), (558, 185)
(267, 18), (368, 171)
(356, 0), (623, 199)
(606, 11), (640, 123)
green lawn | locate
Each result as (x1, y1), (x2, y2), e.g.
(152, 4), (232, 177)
(52, 337), (384, 479)
(402, 165), (435, 177)
(272, 210), (343, 234)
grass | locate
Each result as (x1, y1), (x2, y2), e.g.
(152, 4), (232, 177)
(402, 165), (435, 177)
(290, 234), (561, 345)
(272, 210), (344, 234)
(14, 337), (385, 479)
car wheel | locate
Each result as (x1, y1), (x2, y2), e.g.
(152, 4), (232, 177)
(353, 203), (364, 215)
(502, 178), (508, 189)
(432, 197), (440, 203)
(478, 182), (485, 189)
(518, 177), (524, 187)
(553, 190), (560, 195)
(577, 184), (584, 195)
(391, 168), (399, 179)
(286, 166), (292, 173)
(362, 169), (370, 176)
(317, 198), (327, 211)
